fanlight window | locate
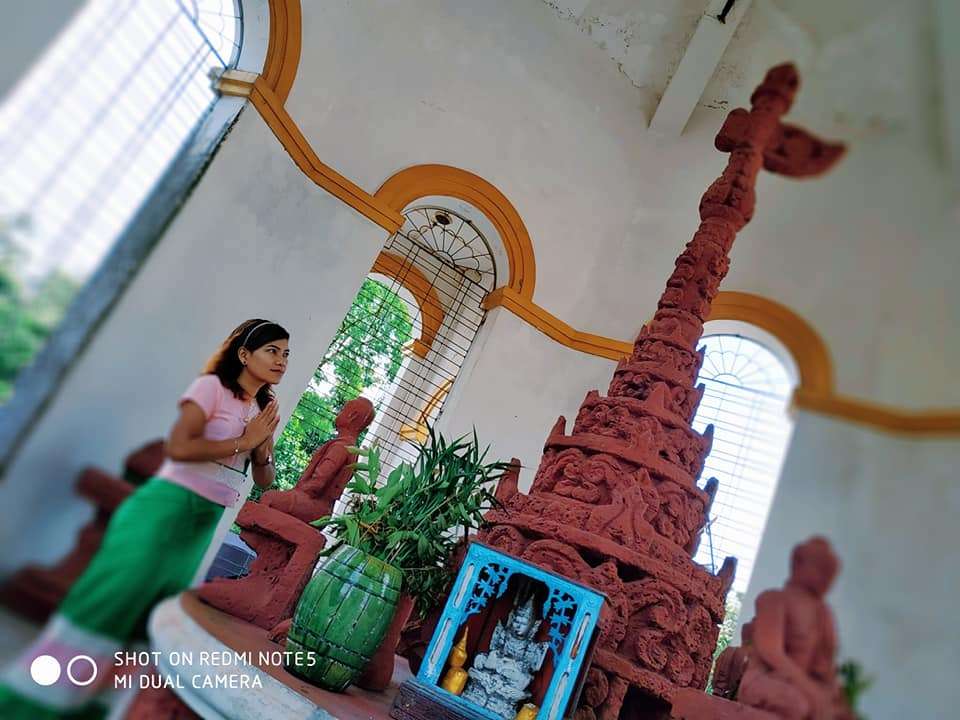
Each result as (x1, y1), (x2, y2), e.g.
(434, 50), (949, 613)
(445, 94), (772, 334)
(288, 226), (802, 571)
(270, 206), (496, 491)
(692, 333), (797, 594)
(0, 0), (241, 401)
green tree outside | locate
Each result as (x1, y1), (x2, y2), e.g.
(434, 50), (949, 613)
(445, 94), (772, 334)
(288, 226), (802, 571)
(707, 592), (743, 694)
(248, 277), (414, 501)
(0, 214), (79, 403)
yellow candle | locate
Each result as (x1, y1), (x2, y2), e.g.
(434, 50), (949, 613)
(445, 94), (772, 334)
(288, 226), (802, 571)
(440, 628), (469, 695)
(515, 703), (538, 720)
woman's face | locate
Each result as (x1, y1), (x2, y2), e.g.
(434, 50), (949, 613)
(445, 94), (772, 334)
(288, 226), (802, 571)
(242, 338), (289, 385)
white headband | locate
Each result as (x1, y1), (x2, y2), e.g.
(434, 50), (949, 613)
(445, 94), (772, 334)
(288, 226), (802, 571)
(242, 321), (274, 347)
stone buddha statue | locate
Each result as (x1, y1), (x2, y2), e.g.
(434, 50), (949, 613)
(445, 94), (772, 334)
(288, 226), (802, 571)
(461, 596), (550, 719)
(715, 536), (855, 720)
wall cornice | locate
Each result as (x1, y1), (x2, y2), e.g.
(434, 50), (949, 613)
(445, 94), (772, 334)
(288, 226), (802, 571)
(262, 0), (301, 103)
(229, 7), (960, 435)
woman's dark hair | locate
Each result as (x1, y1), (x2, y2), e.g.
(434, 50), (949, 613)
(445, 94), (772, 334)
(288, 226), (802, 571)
(203, 319), (290, 409)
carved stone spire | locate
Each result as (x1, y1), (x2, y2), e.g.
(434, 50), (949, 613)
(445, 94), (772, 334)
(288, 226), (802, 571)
(480, 64), (845, 719)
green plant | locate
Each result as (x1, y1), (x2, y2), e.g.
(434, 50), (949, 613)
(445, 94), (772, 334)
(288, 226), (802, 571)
(706, 592), (743, 694)
(838, 659), (872, 719)
(312, 426), (508, 615)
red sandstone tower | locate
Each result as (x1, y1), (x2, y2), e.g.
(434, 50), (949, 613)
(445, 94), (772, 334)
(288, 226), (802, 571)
(478, 64), (844, 719)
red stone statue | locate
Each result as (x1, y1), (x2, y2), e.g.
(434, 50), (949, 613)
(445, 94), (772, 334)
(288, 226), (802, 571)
(198, 398), (374, 629)
(0, 440), (163, 622)
(712, 623), (753, 702)
(474, 63), (844, 720)
(259, 397), (375, 522)
(715, 538), (854, 720)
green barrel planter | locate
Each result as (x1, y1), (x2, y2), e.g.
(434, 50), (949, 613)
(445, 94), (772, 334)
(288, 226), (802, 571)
(285, 544), (403, 691)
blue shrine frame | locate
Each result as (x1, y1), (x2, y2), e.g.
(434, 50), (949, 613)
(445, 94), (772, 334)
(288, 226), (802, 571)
(415, 542), (606, 720)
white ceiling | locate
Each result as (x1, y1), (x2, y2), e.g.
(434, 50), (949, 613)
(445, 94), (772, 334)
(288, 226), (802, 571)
(542, 0), (943, 144)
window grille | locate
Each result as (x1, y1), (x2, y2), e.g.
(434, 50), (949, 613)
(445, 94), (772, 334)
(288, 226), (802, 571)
(0, 0), (241, 402)
(272, 206), (496, 490)
(691, 334), (797, 594)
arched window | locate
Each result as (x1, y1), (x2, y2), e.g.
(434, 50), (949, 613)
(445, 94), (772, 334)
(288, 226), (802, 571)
(0, 1), (242, 403)
(270, 205), (496, 490)
(692, 332), (798, 595)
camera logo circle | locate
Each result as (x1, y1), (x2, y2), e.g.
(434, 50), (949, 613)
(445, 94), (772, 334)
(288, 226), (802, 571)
(67, 655), (98, 686)
(29, 655), (61, 686)
(29, 654), (98, 686)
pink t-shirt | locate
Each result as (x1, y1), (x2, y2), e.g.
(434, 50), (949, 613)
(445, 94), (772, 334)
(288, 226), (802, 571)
(156, 374), (260, 507)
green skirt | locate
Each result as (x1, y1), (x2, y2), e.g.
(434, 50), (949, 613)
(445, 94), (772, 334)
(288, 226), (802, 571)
(0, 477), (224, 718)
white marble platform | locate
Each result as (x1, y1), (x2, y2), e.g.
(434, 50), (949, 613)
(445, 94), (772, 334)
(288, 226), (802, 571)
(148, 592), (410, 720)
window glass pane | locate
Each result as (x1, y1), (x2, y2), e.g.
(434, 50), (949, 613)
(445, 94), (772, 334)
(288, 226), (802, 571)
(0, 0), (241, 402)
(692, 334), (797, 595)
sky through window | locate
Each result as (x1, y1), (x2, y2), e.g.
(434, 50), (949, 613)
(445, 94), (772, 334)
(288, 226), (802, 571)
(0, 0), (241, 287)
(692, 333), (797, 594)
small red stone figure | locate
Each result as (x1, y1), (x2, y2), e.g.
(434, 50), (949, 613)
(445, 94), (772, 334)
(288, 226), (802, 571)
(722, 537), (854, 720)
(258, 397), (375, 522)
(474, 63), (844, 720)
(197, 398), (374, 629)
(0, 440), (163, 622)
(712, 621), (753, 701)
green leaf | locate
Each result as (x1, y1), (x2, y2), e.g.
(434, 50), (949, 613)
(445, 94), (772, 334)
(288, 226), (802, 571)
(375, 473), (404, 507)
(344, 516), (362, 546)
(416, 533), (429, 558)
(348, 474), (373, 495)
(367, 445), (382, 486)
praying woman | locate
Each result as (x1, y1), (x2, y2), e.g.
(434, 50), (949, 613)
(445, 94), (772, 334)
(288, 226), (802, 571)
(0, 318), (291, 719)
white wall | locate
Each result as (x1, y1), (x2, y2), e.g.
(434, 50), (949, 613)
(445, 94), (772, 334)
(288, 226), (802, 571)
(0, 1), (86, 101)
(0, 111), (388, 573)
(742, 411), (960, 720)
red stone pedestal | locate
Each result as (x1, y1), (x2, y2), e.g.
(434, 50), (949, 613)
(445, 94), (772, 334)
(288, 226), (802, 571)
(669, 688), (776, 720)
(197, 503), (326, 630)
(1, 439), (163, 622)
(358, 594), (416, 692)
(0, 467), (134, 622)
